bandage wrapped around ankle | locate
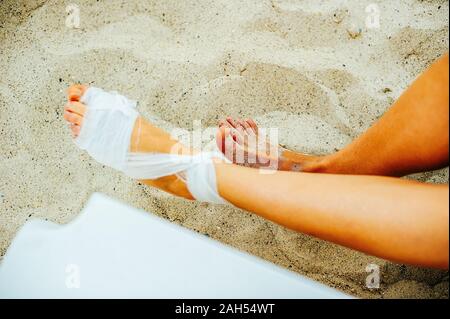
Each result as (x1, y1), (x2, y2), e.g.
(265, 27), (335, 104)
(75, 87), (226, 204)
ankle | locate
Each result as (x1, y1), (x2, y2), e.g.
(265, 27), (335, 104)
(279, 149), (329, 173)
(302, 153), (349, 174)
(296, 156), (329, 173)
(130, 117), (193, 155)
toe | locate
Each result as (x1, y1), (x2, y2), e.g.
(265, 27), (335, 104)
(216, 126), (244, 164)
(216, 123), (225, 153)
(236, 120), (254, 146)
(246, 119), (258, 134)
(235, 119), (247, 135)
(72, 124), (81, 135)
(216, 126), (227, 152)
(233, 142), (247, 165)
(240, 119), (254, 135)
(223, 129), (238, 161)
(68, 84), (88, 101)
(63, 110), (83, 126)
(218, 119), (230, 128)
(226, 117), (238, 128)
(238, 119), (248, 128)
(71, 124), (81, 138)
(231, 127), (245, 145)
(65, 101), (86, 116)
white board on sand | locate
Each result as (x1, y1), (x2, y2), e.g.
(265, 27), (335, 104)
(0, 193), (350, 298)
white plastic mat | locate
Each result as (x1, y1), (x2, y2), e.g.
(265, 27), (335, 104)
(0, 193), (350, 298)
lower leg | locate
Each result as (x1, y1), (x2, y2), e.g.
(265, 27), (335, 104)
(214, 162), (449, 269)
(218, 53), (449, 176)
(129, 118), (196, 199)
(318, 53), (449, 176)
(64, 85), (449, 268)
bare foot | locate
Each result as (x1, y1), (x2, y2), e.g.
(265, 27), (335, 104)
(215, 117), (323, 172)
(63, 84), (194, 199)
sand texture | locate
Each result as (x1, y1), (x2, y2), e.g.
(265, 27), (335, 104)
(0, 0), (448, 298)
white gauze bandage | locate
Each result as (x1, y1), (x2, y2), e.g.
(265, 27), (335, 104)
(75, 87), (226, 204)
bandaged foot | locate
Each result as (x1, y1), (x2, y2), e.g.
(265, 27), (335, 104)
(64, 85), (226, 204)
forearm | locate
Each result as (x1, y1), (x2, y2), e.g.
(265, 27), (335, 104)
(216, 163), (449, 268)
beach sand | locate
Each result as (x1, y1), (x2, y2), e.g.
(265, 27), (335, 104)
(0, 0), (448, 298)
